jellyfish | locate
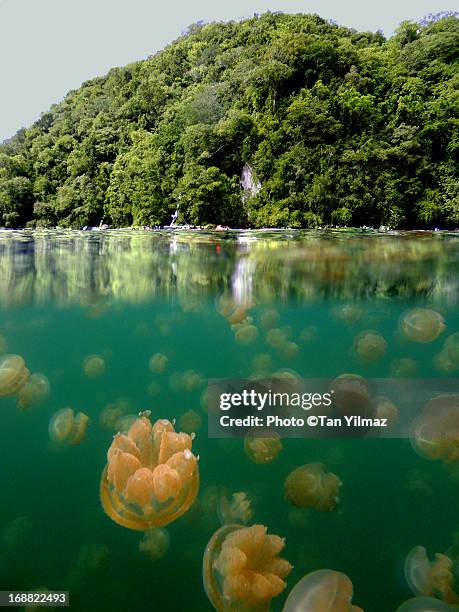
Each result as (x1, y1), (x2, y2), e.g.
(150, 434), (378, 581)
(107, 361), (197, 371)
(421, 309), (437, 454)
(203, 524), (292, 612)
(266, 328), (289, 350)
(100, 414), (199, 530)
(434, 351), (458, 374)
(0, 354), (30, 397)
(148, 353), (168, 374)
(288, 508), (309, 530)
(298, 326), (318, 344)
(179, 409), (202, 434)
(445, 333), (459, 366)
(400, 308), (446, 344)
(100, 401), (128, 431)
(182, 369), (205, 391)
(16, 373), (50, 411)
(82, 354), (105, 378)
(331, 303), (363, 326)
(217, 491), (253, 526)
(260, 309), (280, 329)
(410, 394), (459, 463)
(281, 342), (299, 360)
(147, 381), (162, 397)
(396, 597), (458, 611)
(404, 546), (459, 603)
(251, 353), (272, 373)
(353, 330), (387, 363)
(282, 569), (363, 612)
(330, 374), (372, 418)
(48, 408), (89, 446)
(139, 527), (170, 561)
(284, 463), (342, 512)
(391, 358), (418, 378)
(235, 324), (258, 346)
(373, 396), (399, 427)
(244, 432), (282, 464)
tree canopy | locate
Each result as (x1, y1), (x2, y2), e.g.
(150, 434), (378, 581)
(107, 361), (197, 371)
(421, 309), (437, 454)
(1, 11), (458, 229)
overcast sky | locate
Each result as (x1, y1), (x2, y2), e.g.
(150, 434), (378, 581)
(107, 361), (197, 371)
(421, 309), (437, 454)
(0, 0), (454, 142)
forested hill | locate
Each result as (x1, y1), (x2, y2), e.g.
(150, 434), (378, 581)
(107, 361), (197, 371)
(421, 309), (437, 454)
(0, 12), (458, 229)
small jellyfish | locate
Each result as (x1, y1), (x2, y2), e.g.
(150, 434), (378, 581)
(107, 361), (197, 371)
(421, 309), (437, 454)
(203, 524), (292, 612)
(445, 333), (459, 366)
(0, 354), (30, 397)
(100, 401), (127, 431)
(298, 326), (318, 344)
(266, 328), (289, 350)
(235, 324), (258, 346)
(396, 597), (458, 611)
(404, 546), (459, 603)
(260, 309), (280, 329)
(148, 353), (168, 374)
(281, 342), (299, 360)
(244, 432), (282, 464)
(283, 569), (363, 612)
(373, 396), (399, 427)
(331, 303), (363, 326)
(353, 330), (387, 363)
(284, 463), (342, 512)
(288, 508), (309, 530)
(182, 369), (205, 391)
(179, 409), (202, 434)
(147, 381), (162, 397)
(217, 491), (253, 526)
(411, 394), (459, 463)
(139, 527), (170, 561)
(48, 408), (89, 446)
(391, 358), (418, 378)
(400, 308), (446, 344)
(82, 355), (105, 378)
(330, 374), (372, 418)
(100, 415), (199, 529)
(251, 353), (272, 372)
(434, 351), (458, 374)
(16, 373), (50, 411)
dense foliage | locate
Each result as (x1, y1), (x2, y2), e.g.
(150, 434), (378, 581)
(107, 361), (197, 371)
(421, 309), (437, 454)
(1, 12), (458, 228)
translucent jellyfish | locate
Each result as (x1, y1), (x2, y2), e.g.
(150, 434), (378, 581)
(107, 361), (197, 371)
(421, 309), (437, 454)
(179, 409), (202, 434)
(0, 334), (8, 354)
(182, 369), (205, 391)
(147, 380), (161, 396)
(0, 354), (30, 397)
(373, 396), (399, 427)
(391, 358), (418, 378)
(139, 527), (170, 561)
(235, 324), (258, 346)
(260, 309), (280, 329)
(203, 524), (292, 612)
(411, 395), (459, 463)
(100, 414), (199, 529)
(282, 569), (363, 612)
(288, 508), (309, 530)
(353, 330), (387, 363)
(49, 408), (89, 446)
(281, 342), (299, 360)
(445, 333), (459, 366)
(266, 328), (289, 350)
(331, 303), (363, 326)
(16, 373), (50, 411)
(284, 463), (342, 512)
(218, 491), (253, 526)
(148, 353), (168, 374)
(82, 354), (105, 378)
(401, 308), (446, 344)
(396, 597), (458, 611)
(244, 432), (282, 464)
(298, 326), (318, 344)
(404, 546), (459, 603)
(434, 351), (458, 374)
(99, 400), (128, 431)
(251, 353), (272, 373)
(330, 374), (372, 418)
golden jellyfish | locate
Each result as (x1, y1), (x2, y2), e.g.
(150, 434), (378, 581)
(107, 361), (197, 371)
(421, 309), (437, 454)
(298, 326), (318, 344)
(0, 354), (30, 397)
(244, 432), (282, 464)
(203, 524), (292, 612)
(139, 527), (170, 561)
(281, 341), (299, 361)
(401, 308), (446, 344)
(260, 309), (280, 329)
(288, 508), (309, 530)
(100, 414), (199, 530)
(48, 408), (89, 446)
(99, 401), (128, 431)
(434, 351), (458, 374)
(396, 597), (458, 611)
(266, 328), (289, 350)
(284, 463), (342, 512)
(217, 491), (253, 526)
(0, 335), (8, 354)
(82, 354), (105, 378)
(331, 303), (363, 326)
(353, 330), (387, 363)
(391, 358), (418, 378)
(330, 374), (372, 418)
(411, 394), (459, 463)
(251, 353), (272, 373)
(282, 570), (364, 612)
(147, 381), (161, 397)
(235, 324), (258, 346)
(148, 353), (168, 374)
(182, 369), (205, 392)
(373, 396), (399, 427)
(404, 546), (459, 604)
(179, 409), (202, 434)
(16, 373), (50, 411)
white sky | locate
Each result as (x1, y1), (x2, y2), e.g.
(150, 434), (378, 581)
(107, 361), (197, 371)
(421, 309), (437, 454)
(0, 0), (454, 142)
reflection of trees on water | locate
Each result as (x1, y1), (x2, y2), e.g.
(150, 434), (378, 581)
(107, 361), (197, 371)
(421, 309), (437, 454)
(0, 229), (457, 307)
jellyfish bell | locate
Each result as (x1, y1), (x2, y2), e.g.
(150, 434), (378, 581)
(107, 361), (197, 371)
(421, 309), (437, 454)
(331, 303), (363, 326)
(434, 351), (458, 374)
(244, 431), (282, 464)
(48, 408), (89, 446)
(203, 524), (292, 612)
(410, 394), (459, 463)
(179, 409), (202, 434)
(282, 569), (363, 612)
(391, 358), (418, 378)
(16, 373), (50, 411)
(400, 308), (446, 344)
(330, 374), (372, 419)
(353, 330), (387, 363)
(404, 546), (459, 603)
(82, 355), (105, 378)
(100, 415), (199, 530)
(373, 396), (399, 427)
(284, 463), (342, 512)
(444, 333), (459, 367)
(139, 527), (170, 561)
(260, 309), (280, 329)
(281, 342), (299, 360)
(217, 491), (253, 526)
(235, 324), (258, 346)
(0, 354), (30, 397)
(396, 597), (458, 611)
(148, 353), (168, 374)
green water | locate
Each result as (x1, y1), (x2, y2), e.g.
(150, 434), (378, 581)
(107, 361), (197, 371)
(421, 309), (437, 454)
(0, 229), (458, 612)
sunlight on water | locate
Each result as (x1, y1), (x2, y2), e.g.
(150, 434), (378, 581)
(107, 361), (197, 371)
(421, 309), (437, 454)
(0, 229), (458, 611)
